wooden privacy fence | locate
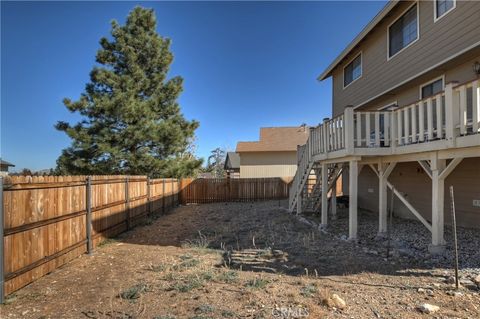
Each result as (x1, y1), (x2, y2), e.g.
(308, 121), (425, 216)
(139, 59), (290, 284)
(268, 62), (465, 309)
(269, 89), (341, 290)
(179, 177), (292, 204)
(0, 175), (179, 299)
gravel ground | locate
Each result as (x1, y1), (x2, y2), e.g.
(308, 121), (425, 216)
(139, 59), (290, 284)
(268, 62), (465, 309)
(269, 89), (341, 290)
(302, 206), (480, 284)
(1, 201), (479, 319)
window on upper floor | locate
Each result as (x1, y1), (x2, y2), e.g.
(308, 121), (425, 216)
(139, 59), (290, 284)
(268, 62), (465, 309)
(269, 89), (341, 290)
(420, 77), (444, 99)
(343, 53), (362, 88)
(388, 4), (418, 59)
(435, 0), (456, 21)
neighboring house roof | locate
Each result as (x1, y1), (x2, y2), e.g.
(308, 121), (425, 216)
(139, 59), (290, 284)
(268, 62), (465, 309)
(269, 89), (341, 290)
(318, 0), (398, 80)
(236, 126), (309, 152)
(224, 152), (240, 170)
(0, 160), (15, 167)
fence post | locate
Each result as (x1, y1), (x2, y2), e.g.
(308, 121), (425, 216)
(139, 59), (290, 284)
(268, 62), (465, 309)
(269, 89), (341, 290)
(162, 178), (166, 213)
(86, 176), (92, 255)
(0, 176), (4, 303)
(147, 177), (151, 214)
(125, 176), (130, 230)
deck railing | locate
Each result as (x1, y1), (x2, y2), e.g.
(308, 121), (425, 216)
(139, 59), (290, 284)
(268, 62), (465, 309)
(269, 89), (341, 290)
(290, 79), (480, 207)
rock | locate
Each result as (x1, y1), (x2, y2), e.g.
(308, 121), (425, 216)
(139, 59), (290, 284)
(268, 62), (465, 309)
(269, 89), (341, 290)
(474, 275), (480, 285)
(417, 288), (425, 293)
(444, 276), (455, 284)
(331, 294), (346, 309)
(417, 303), (440, 314)
(426, 289), (434, 296)
(446, 290), (463, 297)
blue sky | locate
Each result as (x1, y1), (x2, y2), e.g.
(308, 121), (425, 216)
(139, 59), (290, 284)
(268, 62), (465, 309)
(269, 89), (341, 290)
(1, 1), (386, 171)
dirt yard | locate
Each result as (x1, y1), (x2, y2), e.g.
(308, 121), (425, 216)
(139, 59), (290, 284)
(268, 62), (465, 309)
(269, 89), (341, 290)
(1, 201), (479, 319)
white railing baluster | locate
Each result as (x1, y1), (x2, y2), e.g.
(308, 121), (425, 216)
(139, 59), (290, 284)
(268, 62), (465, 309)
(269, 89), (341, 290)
(356, 113), (362, 147)
(366, 113), (371, 147)
(384, 112), (390, 146)
(459, 85), (467, 135)
(436, 94), (443, 139)
(404, 108), (410, 145)
(419, 101), (425, 142)
(411, 105), (417, 143)
(397, 109), (402, 145)
(474, 80), (480, 133)
(374, 112), (380, 147)
(427, 98), (433, 140)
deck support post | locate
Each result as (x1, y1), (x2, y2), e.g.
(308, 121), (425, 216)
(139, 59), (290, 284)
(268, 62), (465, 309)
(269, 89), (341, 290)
(331, 181), (337, 220)
(349, 160), (358, 240)
(296, 189), (302, 215)
(378, 162), (396, 236)
(430, 155), (446, 254)
(321, 163), (328, 225)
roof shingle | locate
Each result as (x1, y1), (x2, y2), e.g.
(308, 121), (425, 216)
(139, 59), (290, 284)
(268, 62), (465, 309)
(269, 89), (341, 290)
(236, 126), (309, 152)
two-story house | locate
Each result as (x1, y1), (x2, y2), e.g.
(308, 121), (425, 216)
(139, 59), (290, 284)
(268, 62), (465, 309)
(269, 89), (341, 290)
(289, 0), (480, 254)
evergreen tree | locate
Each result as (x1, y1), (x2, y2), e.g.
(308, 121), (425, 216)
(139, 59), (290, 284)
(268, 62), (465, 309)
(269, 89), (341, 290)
(207, 147), (226, 178)
(55, 7), (202, 177)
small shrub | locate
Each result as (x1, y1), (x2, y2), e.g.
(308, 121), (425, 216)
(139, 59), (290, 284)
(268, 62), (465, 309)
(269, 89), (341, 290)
(217, 271), (238, 284)
(118, 283), (149, 300)
(173, 258), (200, 270)
(163, 272), (181, 282)
(148, 264), (167, 272)
(221, 310), (236, 318)
(195, 304), (215, 314)
(179, 254), (193, 261)
(300, 283), (317, 298)
(198, 271), (215, 281)
(182, 231), (211, 250)
(245, 278), (269, 290)
(98, 238), (117, 247)
(169, 276), (204, 293)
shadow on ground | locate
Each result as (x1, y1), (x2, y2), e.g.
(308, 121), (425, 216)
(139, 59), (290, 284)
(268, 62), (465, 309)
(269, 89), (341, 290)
(116, 200), (480, 281)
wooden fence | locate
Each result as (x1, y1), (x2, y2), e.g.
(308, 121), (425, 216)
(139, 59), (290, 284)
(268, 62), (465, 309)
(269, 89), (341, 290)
(0, 175), (179, 297)
(0, 175), (290, 300)
(179, 177), (291, 204)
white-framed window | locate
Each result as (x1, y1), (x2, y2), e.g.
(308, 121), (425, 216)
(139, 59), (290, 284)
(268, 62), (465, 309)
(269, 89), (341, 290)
(387, 3), (419, 60)
(343, 53), (362, 88)
(434, 0), (456, 22)
(419, 76), (444, 99)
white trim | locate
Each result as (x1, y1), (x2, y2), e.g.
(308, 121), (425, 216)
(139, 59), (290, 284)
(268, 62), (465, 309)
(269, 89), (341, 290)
(419, 75), (445, 99)
(342, 52), (363, 89)
(387, 1), (420, 61)
(353, 40), (480, 110)
(434, 0), (456, 23)
(379, 101), (398, 111)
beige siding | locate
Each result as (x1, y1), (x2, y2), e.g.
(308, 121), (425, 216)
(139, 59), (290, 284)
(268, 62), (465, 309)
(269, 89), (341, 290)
(239, 151), (297, 178)
(357, 158), (480, 229)
(332, 0), (480, 116)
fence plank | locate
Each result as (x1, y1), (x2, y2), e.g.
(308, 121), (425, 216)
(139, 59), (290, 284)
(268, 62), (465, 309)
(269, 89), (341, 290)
(2, 175), (179, 297)
(179, 177), (290, 204)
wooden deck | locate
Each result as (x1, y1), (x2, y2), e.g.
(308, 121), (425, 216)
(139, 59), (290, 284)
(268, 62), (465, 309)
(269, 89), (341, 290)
(289, 79), (480, 254)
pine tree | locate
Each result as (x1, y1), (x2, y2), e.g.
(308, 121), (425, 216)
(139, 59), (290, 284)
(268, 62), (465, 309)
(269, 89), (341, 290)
(55, 7), (202, 177)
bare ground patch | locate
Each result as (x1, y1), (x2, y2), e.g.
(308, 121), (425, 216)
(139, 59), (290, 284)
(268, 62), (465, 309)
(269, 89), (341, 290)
(1, 201), (479, 319)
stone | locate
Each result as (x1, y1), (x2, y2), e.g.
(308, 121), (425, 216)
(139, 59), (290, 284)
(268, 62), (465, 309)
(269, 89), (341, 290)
(426, 289), (434, 296)
(474, 275), (480, 285)
(417, 288), (425, 293)
(444, 276), (455, 284)
(446, 290), (463, 297)
(331, 294), (346, 309)
(417, 303), (440, 314)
